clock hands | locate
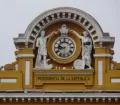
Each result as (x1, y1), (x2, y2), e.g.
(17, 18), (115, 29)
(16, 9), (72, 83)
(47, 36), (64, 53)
(58, 45), (63, 49)
(58, 45), (66, 50)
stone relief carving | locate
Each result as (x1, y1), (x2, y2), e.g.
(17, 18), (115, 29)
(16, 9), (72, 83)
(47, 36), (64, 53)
(35, 30), (57, 69)
(35, 24), (93, 70)
(71, 30), (93, 69)
(60, 24), (68, 37)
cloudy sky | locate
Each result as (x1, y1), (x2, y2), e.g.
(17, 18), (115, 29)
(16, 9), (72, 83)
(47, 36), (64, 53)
(0, 0), (120, 66)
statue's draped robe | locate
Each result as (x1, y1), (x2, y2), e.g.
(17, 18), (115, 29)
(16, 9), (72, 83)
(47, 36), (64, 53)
(35, 36), (47, 68)
(82, 37), (92, 67)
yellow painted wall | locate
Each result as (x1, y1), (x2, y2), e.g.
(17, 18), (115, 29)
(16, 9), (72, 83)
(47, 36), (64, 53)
(0, 71), (22, 90)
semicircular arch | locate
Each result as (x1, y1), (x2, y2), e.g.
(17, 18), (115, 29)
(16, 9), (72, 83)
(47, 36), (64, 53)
(23, 7), (104, 48)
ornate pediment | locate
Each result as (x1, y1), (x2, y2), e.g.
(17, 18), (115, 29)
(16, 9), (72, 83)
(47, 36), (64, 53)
(1, 7), (120, 94)
(14, 7), (114, 49)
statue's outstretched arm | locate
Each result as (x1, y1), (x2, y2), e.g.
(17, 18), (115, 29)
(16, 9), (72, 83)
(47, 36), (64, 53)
(69, 30), (83, 39)
(46, 31), (58, 39)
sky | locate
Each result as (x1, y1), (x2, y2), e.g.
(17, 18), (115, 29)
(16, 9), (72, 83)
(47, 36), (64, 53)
(0, 0), (120, 66)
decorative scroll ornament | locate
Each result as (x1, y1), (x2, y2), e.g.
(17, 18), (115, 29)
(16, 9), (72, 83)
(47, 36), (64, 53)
(60, 24), (68, 37)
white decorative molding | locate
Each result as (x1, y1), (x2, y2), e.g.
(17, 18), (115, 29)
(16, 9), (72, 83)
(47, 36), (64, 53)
(0, 93), (120, 102)
(0, 93), (120, 98)
(15, 64), (18, 71)
(29, 39), (34, 43)
(52, 98), (56, 102)
(14, 7), (115, 49)
(25, 61), (30, 85)
(111, 78), (120, 83)
(16, 54), (34, 58)
(33, 28), (39, 33)
(2, 89), (120, 92)
(115, 98), (118, 102)
(90, 98), (93, 102)
(31, 34), (36, 38)
(111, 63), (114, 70)
(9, 98), (12, 102)
(34, 98), (37, 102)
(94, 54), (113, 58)
(41, 20), (46, 26)
(3, 98), (6, 102)
(0, 79), (17, 83)
(108, 98), (111, 102)
(22, 98), (25, 102)
(98, 61), (103, 85)
(15, 98), (18, 102)
(102, 98), (105, 102)
(13, 7), (115, 49)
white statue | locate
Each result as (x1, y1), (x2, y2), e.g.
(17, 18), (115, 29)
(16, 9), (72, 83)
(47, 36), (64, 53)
(35, 30), (57, 69)
(71, 30), (93, 69)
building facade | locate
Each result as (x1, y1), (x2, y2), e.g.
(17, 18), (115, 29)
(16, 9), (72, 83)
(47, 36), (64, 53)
(0, 7), (120, 105)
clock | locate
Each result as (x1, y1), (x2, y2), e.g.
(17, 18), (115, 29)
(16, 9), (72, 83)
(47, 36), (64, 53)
(53, 37), (76, 59)
(47, 31), (81, 64)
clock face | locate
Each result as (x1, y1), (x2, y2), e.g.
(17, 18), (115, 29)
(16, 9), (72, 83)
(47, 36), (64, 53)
(53, 37), (76, 59)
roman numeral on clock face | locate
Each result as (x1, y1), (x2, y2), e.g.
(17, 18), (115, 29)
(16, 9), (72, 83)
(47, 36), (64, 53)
(69, 50), (73, 54)
(65, 53), (68, 57)
(55, 44), (58, 47)
(68, 40), (72, 44)
(57, 51), (60, 55)
(65, 38), (69, 42)
(55, 48), (58, 51)
(60, 38), (64, 42)
(71, 48), (74, 51)
(57, 40), (60, 44)
(68, 51), (71, 56)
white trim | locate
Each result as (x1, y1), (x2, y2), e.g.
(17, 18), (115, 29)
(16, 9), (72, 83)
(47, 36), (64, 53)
(25, 61), (30, 85)
(111, 63), (114, 70)
(15, 64), (18, 71)
(16, 54), (34, 58)
(24, 7), (103, 41)
(98, 61), (103, 85)
(94, 54), (113, 58)
(111, 78), (120, 83)
(0, 79), (17, 83)
(3, 89), (120, 92)
(0, 93), (120, 98)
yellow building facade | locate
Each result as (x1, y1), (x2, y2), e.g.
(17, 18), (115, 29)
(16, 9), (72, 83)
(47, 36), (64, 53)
(0, 7), (120, 105)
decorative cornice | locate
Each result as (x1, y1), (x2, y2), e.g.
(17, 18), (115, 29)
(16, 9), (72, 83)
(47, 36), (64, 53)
(16, 54), (34, 58)
(94, 54), (113, 58)
(0, 93), (120, 103)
